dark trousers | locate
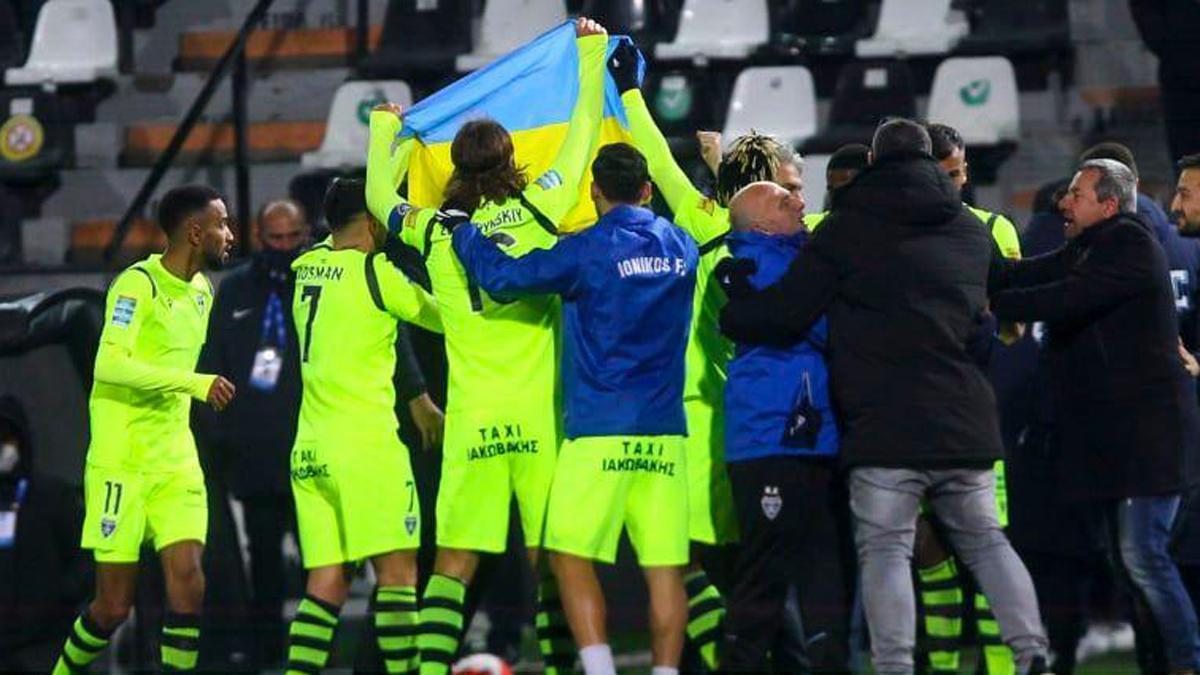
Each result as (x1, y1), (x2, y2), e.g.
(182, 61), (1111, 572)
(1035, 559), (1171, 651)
(1020, 550), (1093, 675)
(723, 457), (855, 673)
(240, 493), (296, 669)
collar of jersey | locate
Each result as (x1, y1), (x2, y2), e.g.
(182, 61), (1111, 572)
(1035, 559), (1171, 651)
(146, 254), (198, 295)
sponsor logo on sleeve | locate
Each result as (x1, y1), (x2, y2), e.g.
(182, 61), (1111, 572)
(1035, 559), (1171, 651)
(761, 486), (782, 520)
(698, 198), (716, 216)
(534, 169), (563, 191)
(112, 296), (137, 327)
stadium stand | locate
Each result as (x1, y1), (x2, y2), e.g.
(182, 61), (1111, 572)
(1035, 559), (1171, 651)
(654, 0), (769, 61)
(855, 0), (968, 58)
(927, 56), (1020, 183)
(175, 25), (383, 71)
(0, 2), (23, 72)
(301, 80), (414, 170)
(121, 120), (326, 167)
(721, 66), (818, 150)
(0, 88), (73, 179)
(802, 60), (917, 154)
(957, 0), (1070, 56)
(456, 0), (569, 72)
(580, 0), (662, 45)
(4, 0), (118, 87)
(764, 0), (870, 57)
(356, 0), (473, 82)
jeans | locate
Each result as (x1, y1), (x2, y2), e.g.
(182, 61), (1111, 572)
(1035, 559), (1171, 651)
(849, 466), (1048, 674)
(1106, 495), (1200, 672)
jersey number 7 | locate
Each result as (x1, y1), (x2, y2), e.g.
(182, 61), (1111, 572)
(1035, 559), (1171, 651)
(300, 285), (322, 362)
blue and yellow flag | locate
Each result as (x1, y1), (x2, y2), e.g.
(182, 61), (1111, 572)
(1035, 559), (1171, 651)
(399, 22), (643, 231)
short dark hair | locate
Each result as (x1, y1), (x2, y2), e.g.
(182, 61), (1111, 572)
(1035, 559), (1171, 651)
(872, 118), (932, 160)
(158, 184), (222, 237)
(828, 143), (870, 172)
(926, 123), (965, 161)
(1179, 154), (1200, 172)
(1079, 141), (1138, 179)
(591, 143), (650, 204)
(322, 178), (369, 231)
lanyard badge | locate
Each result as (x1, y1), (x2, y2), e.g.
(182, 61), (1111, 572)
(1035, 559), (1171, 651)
(250, 292), (287, 392)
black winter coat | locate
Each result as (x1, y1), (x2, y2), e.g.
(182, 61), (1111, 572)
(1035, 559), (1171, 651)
(991, 213), (1200, 501)
(720, 153), (1004, 469)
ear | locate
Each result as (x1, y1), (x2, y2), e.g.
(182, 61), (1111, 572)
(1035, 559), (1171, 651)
(638, 181), (653, 206)
(590, 181), (602, 202)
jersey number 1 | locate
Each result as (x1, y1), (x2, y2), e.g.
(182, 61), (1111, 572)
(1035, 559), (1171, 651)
(300, 285), (322, 362)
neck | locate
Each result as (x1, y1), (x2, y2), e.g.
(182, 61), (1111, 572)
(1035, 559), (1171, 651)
(160, 244), (198, 281)
(332, 226), (375, 253)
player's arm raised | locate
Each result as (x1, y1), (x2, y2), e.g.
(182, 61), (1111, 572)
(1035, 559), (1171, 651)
(366, 103), (436, 250)
(521, 18), (609, 224)
(93, 270), (233, 407)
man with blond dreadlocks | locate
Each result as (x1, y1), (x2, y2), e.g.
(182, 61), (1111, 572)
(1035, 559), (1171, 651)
(608, 41), (854, 671)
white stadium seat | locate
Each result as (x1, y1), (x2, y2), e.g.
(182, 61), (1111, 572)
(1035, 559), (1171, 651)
(802, 154), (831, 214)
(301, 81), (414, 170)
(655, 0), (769, 61)
(456, 0), (568, 72)
(5, 0), (117, 87)
(722, 66), (818, 149)
(855, 0), (968, 58)
(927, 57), (1020, 146)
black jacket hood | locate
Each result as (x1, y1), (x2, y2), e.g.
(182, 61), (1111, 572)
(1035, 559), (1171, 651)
(837, 152), (963, 226)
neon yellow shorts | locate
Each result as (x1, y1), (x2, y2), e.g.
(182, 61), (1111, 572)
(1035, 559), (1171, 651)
(685, 398), (739, 545)
(291, 436), (420, 568)
(81, 464), (207, 563)
(436, 410), (558, 553)
(545, 435), (689, 566)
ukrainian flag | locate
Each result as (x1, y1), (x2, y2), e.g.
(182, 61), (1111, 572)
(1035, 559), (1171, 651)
(399, 22), (643, 232)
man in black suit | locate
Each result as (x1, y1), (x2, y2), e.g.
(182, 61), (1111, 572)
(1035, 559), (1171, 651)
(991, 158), (1200, 674)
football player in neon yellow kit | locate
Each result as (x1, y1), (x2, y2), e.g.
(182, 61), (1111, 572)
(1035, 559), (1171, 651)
(609, 41), (806, 669)
(281, 178), (443, 674)
(365, 18), (609, 675)
(51, 185), (236, 674)
(915, 122), (1022, 675)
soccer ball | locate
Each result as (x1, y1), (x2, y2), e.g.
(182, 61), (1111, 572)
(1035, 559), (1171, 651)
(451, 653), (513, 675)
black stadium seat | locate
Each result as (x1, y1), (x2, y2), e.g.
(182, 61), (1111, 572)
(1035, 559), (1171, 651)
(582, 0), (663, 45)
(0, 88), (72, 181)
(957, 0), (1070, 56)
(802, 60), (916, 154)
(768, 0), (870, 57)
(0, 1), (23, 71)
(357, 0), (473, 81)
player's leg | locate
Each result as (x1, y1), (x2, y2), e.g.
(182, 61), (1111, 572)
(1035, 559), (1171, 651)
(52, 562), (138, 675)
(150, 469), (209, 672)
(372, 550), (421, 674)
(915, 513), (964, 674)
(286, 565), (348, 674)
(682, 398), (737, 671)
(976, 460), (1016, 674)
(544, 437), (632, 675)
(54, 466), (147, 674)
(626, 436), (690, 673)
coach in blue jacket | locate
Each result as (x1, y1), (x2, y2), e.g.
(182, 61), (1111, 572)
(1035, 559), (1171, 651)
(717, 181), (853, 672)
(448, 142), (698, 675)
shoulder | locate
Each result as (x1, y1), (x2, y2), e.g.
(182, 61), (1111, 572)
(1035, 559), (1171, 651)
(109, 261), (157, 298)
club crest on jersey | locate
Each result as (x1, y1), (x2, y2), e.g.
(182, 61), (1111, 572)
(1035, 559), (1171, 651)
(100, 516), (117, 538)
(405, 514), (418, 535)
(112, 295), (136, 327)
(534, 169), (563, 191)
(195, 293), (207, 314)
(761, 486), (782, 520)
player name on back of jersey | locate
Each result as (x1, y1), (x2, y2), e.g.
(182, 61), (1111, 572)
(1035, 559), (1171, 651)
(616, 256), (688, 279)
(296, 263), (345, 282)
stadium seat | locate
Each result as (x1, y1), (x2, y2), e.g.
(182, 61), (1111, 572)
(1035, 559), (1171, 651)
(358, 0), (473, 79)
(768, 0), (868, 57)
(957, 0), (1069, 56)
(5, 0), (117, 87)
(855, 0), (968, 58)
(581, 0), (662, 44)
(722, 66), (817, 149)
(0, 89), (72, 180)
(655, 0), (769, 61)
(802, 153), (831, 213)
(645, 69), (720, 139)
(928, 57), (1019, 147)
(301, 81), (414, 170)
(801, 60), (916, 154)
(0, 2), (23, 72)
(456, 0), (568, 72)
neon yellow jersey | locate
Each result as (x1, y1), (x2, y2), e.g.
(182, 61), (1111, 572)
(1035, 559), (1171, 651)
(291, 241), (441, 443)
(804, 211), (828, 232)
(365, 35), (607, 417)
(969, 205), (1022, 260)
(87, 255), (215, 473)
(622, 88), (733, 403)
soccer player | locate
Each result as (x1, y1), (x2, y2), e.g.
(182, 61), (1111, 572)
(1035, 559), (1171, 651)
(450, 142), (698, 675)
(916, 122), (1023, 675)
(51, 185), (236, 674)
(281, 178), (442, 674)
(364, 17), (609, 674)
(609, 40), (805, 668)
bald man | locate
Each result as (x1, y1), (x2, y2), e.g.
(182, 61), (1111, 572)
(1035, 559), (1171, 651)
(717, 182), (854, 671)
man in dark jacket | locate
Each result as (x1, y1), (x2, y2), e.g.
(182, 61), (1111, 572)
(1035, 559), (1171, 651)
(991, 158), (1200, 674)
(719, 118), (1049, 674)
